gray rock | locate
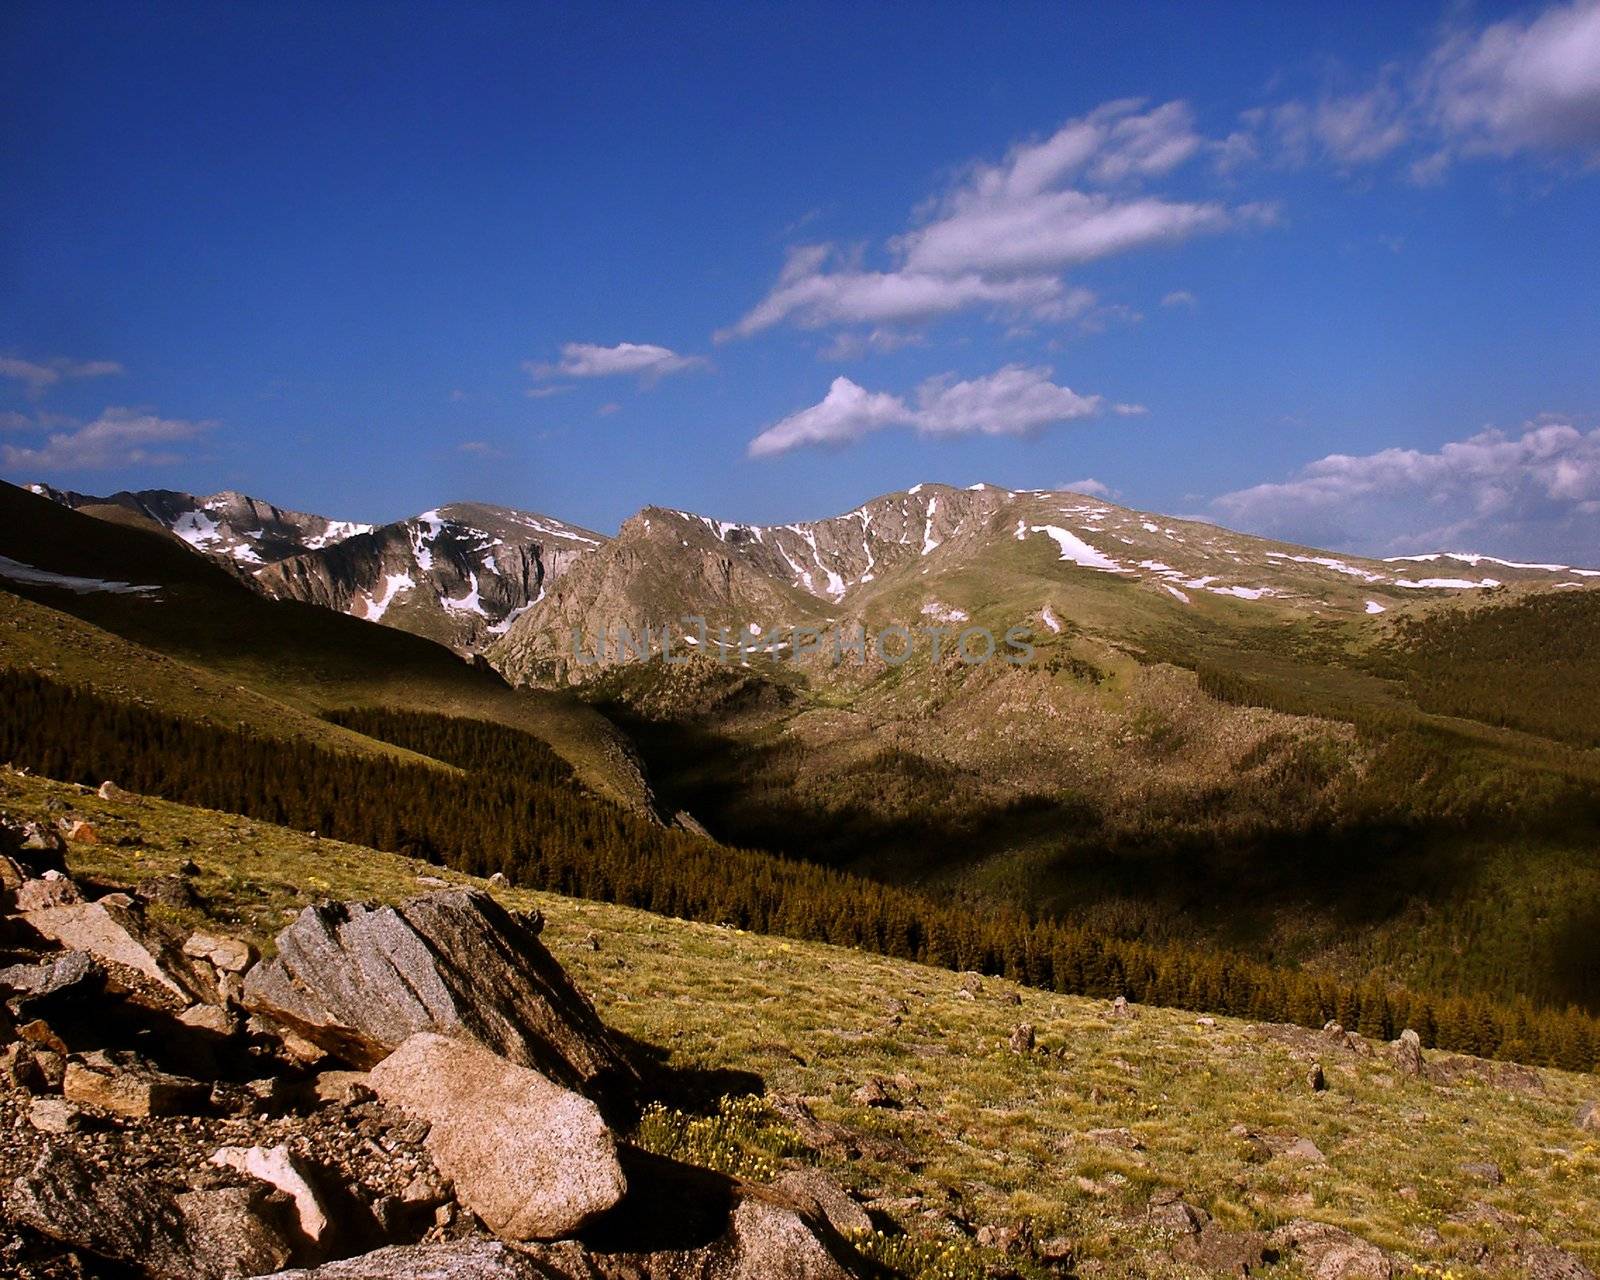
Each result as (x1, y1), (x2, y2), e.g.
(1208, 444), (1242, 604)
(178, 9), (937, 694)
(1270, 1219), (1394, 1280)
(19, 894), (211, 1001)
(5, 1145), (194, 1278)
(1307, 1062), (1327, 1092)
(176, 1184), (299, 1278)
(1394, 1028), (1424, 1078)
(1008, 1023), (1035, 1053)
(184, 929), (258, 974)
(368, 1031), (626, 1241)
(1459, 1160), (1503, 1185)
(28, 1097), (86, 1133)
(242, 890), (638, 1103)
(1576, 1100), (1600, 1133)
(773, 1168), (872, 1237)
(0, 950), (105, 1017)
(249, 1239), (564, 1279)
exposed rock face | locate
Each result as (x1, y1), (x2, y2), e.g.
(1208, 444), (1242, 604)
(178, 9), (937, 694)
(18, 892), (209, 1002)
(1270, 1219), (1394, 1280)
(5, 1145), (194, 1278)
(63, 1053), (211, 1118)
(368, 1032), (626, 1241)
(772, 1169), (872, 1237)
(211, 1143), (334, 1246)
(176, 1184), (299, 1278)
(253, 1239), (564, 1279)
(255, 503), (604, 653)
(242, 890), (638, 1103)
(29, 485), (606, 654)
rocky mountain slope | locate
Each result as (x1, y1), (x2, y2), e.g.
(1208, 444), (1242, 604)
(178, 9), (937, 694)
(0, 482), (653, 812)
(29, 485), (607, 654)
(3, 769), (1596, 1279)
(487, 481), (1599, 683)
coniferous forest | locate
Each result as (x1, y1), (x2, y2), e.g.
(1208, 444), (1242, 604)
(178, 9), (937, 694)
(4, 666), (1598, 1074)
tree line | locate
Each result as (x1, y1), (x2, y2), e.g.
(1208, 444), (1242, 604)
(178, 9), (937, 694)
(1, 667), (1596, 1074)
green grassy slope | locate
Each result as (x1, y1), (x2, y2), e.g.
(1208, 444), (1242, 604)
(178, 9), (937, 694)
(11, 768), (1595, 1280)
(0, 480), (653, 810)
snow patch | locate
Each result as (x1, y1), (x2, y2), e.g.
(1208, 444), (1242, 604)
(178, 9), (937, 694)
(920, 601), (969, 624)
(1163, 584), (1191, 604)
(1040, 606), (1062, 632)
(1265, 552), (1384, 582)
(1025, 526), (1125, 572)
(360, 572), (414, 621)
(0, 555), (160, 596)
(1392, 577), (1501, 590)
(1365, 600), (1387, 614)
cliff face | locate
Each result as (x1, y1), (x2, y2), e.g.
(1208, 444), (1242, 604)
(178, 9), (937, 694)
(256, 504), (606, 653)
(28, 485), (607, 654)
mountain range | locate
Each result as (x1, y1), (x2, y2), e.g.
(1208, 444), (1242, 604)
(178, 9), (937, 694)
(8, 476), (1600, 1017)
(28, 480), (1599, 667)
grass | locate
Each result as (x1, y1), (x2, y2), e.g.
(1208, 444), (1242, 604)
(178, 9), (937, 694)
(10, 767), (1596, 1279)
(0, 481), (653, 810)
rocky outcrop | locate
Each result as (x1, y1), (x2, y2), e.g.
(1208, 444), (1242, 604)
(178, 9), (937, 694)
(368, 1032), (625, 1241)
(242, 890), (638, 1103)
(1270, 1219), (1395, 1280)
(17, 891), (211, 1003)
(0, 869), (875, 1280)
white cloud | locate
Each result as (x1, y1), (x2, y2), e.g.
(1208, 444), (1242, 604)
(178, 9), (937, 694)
(1260, 82), (1410, 169)
(0, 406), (212, 472)
(747, 376), (911, 457)
(0, 355), (124, 397)
(1422, 0), (1600, 160)
(1213, 417), (1600, 561)
(1112, 402), (1149, 416)
(1059, 478), (1116, 499)
(1250, 0), (1600, 176)
(524, 341), (707, 383)
(457, 440), (504, 458)
(747, 365), (1105, 457)
(725, 100), (1273, 343)
(718, 246), (1073, 340)
(1160, 290), (1196, 309)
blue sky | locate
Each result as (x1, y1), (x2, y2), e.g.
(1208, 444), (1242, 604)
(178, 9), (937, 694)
(3, 1), (1598, 559)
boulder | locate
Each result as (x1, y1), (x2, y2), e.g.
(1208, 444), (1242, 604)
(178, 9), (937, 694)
(773, 1169), (872, 1237)
(242, 890), (638, 1103)
(211, 1143), (333, 1246)
(184, 929), (258, 974)
(28, 1098), (87, 1133)
(1270, 1219), (1393, 1280)
(1394, 1029), (1424, 1078)
(1172, 1225), (1273, 1277)
(1459, 1161), (1503, 1186)
(0, 950), (105, 1018)
(1147, 1189), (1208, 1235)
(1009, 1023), (1035, 1053)
(849, 1077), (899, 1108)
(0, 816), (68, 875)
(19, 893), (210, 1001)
(63, 1054), (211, 1117)
(1307, 1062), (1327, 1092)
(368, 1031), (626, 1241)
(97, 780), (133, 801)
(14, 869), (80, 912)
(249, 1239), (562, 1279)
(1576, 1100), (1600, 1133)
(176, 1184), (299, 1278)
(4, 1145), (193, 1278)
